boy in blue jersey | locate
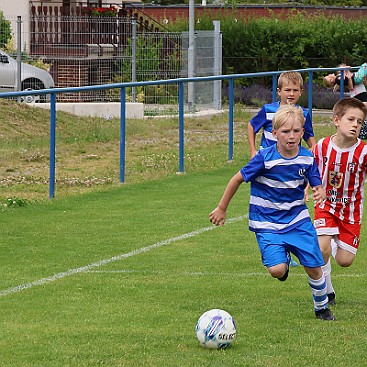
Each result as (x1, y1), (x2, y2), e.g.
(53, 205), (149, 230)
(210, 105), (335, 320)
(247, 71), (316, 159)
(248, 71), (316, 266)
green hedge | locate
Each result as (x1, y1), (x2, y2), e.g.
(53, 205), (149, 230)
(169, 12), (367, 84)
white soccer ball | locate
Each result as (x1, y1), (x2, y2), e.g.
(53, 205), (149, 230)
(195, 309), (236, 349)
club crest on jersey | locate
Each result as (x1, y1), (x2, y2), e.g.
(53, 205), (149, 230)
(298, 168), (306, 177)
(347, 162), (357, 172)
(329, 171), (343, 188)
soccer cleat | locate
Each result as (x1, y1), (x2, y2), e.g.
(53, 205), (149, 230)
(278, 267), (289, 281)
(327, 292), (336, 306)
(315, 308), (336, 321)
(278, 252), (291, 281)
(289, 257), (298, 267)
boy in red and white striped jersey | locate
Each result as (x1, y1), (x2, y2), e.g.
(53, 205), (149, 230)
(313, 97), (367, 306)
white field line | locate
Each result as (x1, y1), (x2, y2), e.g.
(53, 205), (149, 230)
(86, 269), (367, 278)
(0, 215), (247, 297)
(86, 269), (270, 277)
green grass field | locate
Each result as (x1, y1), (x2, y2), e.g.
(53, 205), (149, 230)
(1, 101), (367, 366)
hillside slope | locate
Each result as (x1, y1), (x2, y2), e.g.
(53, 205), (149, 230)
(0, 99), (250, 201)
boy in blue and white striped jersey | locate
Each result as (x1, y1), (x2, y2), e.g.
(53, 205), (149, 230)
(247, 71), (316, 159)
(210, 104), (335, 321)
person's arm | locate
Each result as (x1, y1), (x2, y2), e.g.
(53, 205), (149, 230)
(312, 185), (326, 204)
(353, 63), (367, 84)
(308, 145), (326, 204)
(247, 122), (257, 158)
(306, 144), (323, 202)
(247, 106), (267, 159)
(209, 172), (244, 226)
(303, 111), (316, 149)
(306, 136), (317, 150)
(345, 70), (354, 91)
(304, 139), (317, 201)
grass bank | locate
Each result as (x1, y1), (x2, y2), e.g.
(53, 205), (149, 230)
(0, 99), (335, 204)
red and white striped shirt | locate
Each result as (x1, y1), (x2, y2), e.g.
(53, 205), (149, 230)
(313, 136), (367, 224)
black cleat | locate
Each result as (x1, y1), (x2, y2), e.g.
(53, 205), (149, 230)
(278, 252), (290, 281)
(315, 308), (336, 321)
(328, 292), (336, 306)
(278, 267), (289, 282)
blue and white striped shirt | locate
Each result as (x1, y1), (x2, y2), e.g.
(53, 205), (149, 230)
(250, 101), (314, 149)
(240, 144), (321, 233)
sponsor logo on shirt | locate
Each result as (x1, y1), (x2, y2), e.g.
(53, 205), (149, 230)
(348, 162), (357, 172)
(326, 188), (350, 204)
(314, 218), (326, 228)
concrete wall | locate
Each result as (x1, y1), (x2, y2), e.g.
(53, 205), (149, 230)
(0, 0), (30, 50)
(0, 0), (118, 16)
(33, 102), (144, 119)
(0, 0), (28, 18)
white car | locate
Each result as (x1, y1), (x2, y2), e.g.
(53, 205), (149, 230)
(0, 50), (54, 102)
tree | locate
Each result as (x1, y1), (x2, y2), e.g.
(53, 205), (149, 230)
(0, 11), (11, 49)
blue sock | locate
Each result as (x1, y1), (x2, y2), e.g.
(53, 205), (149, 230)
(308, 275), (328, 311)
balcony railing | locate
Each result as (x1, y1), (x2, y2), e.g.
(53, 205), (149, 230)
(29, 1), (164, 57)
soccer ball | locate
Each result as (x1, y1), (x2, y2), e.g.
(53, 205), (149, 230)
(195, 309), (236, 349)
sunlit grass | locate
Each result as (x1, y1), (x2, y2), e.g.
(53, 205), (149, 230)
(2, 100), (366, 366)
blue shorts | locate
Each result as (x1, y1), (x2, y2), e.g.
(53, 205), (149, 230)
(255, 220), (324, 268)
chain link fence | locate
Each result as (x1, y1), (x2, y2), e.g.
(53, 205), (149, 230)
(3, 11), (222, 115)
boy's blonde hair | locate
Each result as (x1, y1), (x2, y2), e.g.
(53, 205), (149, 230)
(277, 71), (304, 89)
(333, 97), (367, 120)
(273, 104), (305, 130)
(323, 75), (335, 88)
(324, 63), (347, 90)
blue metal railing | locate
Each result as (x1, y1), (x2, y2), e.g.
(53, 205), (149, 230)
(0, 67), (348, 198)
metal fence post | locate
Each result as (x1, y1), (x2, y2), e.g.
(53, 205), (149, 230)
(213, 20), (221, 110)
(16, 16), (22, 101)
(132, 20), (137, 103)
(120, 87), (126, 183)
(339, 70), (345, 98)
(188, 0), (196, 112)
(272, 74), (277, 103)
(179, 81), (185, 173)
(49, 93), (57, 199)
(308, 71), (313, 121)
(228, 78), (234, 162)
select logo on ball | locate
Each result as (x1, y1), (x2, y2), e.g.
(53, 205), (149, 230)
(195, 309), (237, 349)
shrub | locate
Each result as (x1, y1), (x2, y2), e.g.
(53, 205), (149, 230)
(222, 83), (272, 106)
(222, 82), (338, 110)
(0, 11), (11, 49)
(299, 82), (340, 110)
(170, 12), (367, 80)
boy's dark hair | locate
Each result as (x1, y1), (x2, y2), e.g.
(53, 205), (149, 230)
(333, 97), (367, 120)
